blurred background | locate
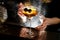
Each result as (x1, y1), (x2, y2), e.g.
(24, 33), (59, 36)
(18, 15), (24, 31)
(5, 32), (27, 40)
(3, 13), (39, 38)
(0, 0), (60, 40)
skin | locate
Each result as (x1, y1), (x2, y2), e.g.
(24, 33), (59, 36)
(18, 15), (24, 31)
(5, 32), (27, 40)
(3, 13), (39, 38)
(17, 1), (60, 40)
(36, 17), (60, 31)
(17, 3), (60, 31)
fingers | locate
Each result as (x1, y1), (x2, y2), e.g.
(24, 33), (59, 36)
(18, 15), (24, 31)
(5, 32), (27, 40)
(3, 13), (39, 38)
(35, 25), (46, 31)
(17, 3), (25, 17)
(18, 9), (24, 17)
(40, 22), (47, 31)
(17, 3), (27, 23)
(35, 18), (47, 31)
(18, 10), (27, 23)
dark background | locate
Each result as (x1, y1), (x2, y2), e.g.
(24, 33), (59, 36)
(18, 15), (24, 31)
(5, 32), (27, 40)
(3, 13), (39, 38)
(0, 0), (60, 40)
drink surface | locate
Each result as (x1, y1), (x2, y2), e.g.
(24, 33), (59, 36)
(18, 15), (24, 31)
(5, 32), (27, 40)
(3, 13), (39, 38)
(22, 6), (37, 18)
(18, 3), (43, 28)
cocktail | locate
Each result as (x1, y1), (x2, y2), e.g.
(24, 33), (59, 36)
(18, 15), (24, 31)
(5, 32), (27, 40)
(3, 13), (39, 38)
(22, 5), (38, 38)
(18, 1), (44, 39)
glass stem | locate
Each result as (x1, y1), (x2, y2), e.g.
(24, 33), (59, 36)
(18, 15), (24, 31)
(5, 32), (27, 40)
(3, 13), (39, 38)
(28, 18), (32, 38)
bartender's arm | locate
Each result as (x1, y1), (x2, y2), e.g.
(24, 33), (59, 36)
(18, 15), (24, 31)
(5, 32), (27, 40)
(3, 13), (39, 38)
(35, 17), (60, 30)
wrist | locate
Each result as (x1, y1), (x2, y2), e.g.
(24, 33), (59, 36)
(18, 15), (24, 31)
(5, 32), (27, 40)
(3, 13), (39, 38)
(46, 17), (60, 25)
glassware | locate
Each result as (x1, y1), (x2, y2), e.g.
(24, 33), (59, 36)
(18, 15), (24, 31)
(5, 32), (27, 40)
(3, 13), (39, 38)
(19, 0), (46, 39)
(22, 6), (38, 38)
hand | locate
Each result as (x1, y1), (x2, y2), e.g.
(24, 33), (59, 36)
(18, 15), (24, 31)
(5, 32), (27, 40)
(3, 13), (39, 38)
(35, 17), (49, 31)
(17, 3), (27, 23)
